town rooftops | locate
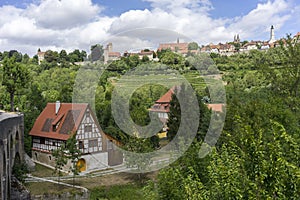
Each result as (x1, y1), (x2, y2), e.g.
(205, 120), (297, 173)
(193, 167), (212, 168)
(294, 32), (300, 37)
(29, 103), (89, 140)
(108, 52), (121, 57)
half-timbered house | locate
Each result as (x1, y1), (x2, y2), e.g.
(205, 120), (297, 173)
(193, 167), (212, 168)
(29, 102), (122, 172)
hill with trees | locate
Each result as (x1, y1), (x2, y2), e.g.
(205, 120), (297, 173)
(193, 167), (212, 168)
(0, 37), (299, 199)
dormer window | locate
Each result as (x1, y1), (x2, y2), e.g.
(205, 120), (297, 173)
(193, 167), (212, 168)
(51, 113), (64, 132)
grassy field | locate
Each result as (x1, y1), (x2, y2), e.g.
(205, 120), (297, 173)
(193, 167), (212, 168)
(89, 184), (145, 200)
(25, 182), (80, 196)
(30, 163), (56, 177)
(27, 164), (157, 199)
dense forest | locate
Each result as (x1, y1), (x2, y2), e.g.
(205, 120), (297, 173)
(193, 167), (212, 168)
(0, 36), (299, 199)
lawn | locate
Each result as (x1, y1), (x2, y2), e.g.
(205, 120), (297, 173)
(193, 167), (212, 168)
(25, 182), (80, 196)
(89, 184), (145, 200)
(30, 163), (56, 177)
(27, 163), (158, 199)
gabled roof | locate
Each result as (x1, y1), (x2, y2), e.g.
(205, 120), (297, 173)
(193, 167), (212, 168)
(29, 103), (88, 140)
(156, 88), (174, 103)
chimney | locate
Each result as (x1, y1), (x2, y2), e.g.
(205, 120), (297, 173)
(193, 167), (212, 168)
(55, 101), (61, 115)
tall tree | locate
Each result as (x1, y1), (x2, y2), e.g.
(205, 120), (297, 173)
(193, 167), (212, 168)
(52, 143), (67, 184)
(167, 88), (180, 140)
(124, 133), (153, 181)
(1, 55), (30, 111)
(90, 44), (104, 61)
(65, 134), (81, 186)
(279, 36), (300, 97)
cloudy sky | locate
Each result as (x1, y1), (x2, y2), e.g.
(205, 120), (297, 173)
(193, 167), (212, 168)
(0, 0), (299, 56)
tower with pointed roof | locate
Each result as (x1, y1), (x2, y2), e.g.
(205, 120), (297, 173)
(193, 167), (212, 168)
(269, 25), (276, 43)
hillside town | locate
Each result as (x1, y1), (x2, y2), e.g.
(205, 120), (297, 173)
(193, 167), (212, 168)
(35, 26), (300, 65)
(0, 24), (299, 199)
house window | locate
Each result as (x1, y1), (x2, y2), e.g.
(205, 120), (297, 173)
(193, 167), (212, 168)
(84, 125), (92, 132)
(40, 138), (45, 144)
(88, 139), (98, 148)
(78, 141), (84, 149)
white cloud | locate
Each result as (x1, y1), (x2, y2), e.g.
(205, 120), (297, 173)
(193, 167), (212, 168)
(0, 5), (23, 25)
(228, 0), (291, 40)
(26, 0), (101, 29)
(0, 17), (56, 42)
(0, 0), (296, 56)
(111, 0), (292, 44)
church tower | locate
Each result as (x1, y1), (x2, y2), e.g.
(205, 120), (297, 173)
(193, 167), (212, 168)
(269, 25), (276, 43)
(234, 34), (240, 43)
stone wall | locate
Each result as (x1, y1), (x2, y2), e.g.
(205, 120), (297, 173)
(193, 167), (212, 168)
(0, 111), (25, 199)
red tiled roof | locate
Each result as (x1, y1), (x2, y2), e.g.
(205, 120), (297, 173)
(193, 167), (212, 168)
(29, 103), (88, 140)
(37, 51), (45, 56)
(206, 104), (225, 112)
(156, 88), (174, 103)
(158, 42), (189, 52)
(139, 51), (153, 55)
(108, 52), (121, 57)
(295, 32), (300, 37)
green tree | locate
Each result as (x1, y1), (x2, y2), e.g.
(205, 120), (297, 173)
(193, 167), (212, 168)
(90, 44), (104, 61)
(52, 143), (67, 184)
(167, 88), (180, 140)
(65, 134), (81, 186)
(278, 36), (300, 96)
(44, 50), (58, 63)
(160, 51), (184, 69)
(126, 54), (140, 69)
(188, 42), (199, 50)
(59, 49), (68, 62)
(1, 56), (30, 111)
(141, 55), (150, 62)
(124, 133), (153, 181)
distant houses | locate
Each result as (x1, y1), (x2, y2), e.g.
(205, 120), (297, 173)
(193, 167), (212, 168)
(104, 43), (121, 63)
(149, 86), (225, 138)
(35, 26), (300, 65)
(200, 43), (235, 55)
(37, 49), (45, 65)
(199, 25), (295, 55)
(158, 39), (189, 55)
(293, 32), (300, 44)
(124, 49), (156, 61)
(158, 39), (199, 56)
(29, 102), (122, 173)
(149, 87), (174, 126)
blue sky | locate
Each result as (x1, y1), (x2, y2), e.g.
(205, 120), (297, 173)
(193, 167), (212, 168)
(97, 0), (261, 18)
(0, 0), (299, 55)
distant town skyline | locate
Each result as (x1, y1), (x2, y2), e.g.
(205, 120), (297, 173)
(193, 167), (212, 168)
(0, 0), (299, 56)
